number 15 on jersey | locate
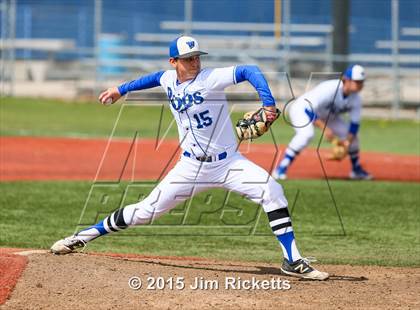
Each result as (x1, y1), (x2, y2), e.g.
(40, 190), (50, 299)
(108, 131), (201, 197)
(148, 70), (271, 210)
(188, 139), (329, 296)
(193, 110), (213, 129)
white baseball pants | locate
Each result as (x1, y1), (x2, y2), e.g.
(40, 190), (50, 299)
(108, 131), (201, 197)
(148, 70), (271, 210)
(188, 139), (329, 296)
(122, 152), (289, 227)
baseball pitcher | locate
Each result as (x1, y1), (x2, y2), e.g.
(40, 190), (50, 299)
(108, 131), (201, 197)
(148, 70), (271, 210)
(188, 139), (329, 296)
(51, 36), (328, 280)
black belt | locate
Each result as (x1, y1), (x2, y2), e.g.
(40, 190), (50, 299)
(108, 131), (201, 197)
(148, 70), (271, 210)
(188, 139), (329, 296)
(183, 151), (227, 162)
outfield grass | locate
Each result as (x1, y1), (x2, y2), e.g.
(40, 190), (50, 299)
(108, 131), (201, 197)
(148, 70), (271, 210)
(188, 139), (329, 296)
(1, 97), (419, 154)
(1, 180), (419, 267)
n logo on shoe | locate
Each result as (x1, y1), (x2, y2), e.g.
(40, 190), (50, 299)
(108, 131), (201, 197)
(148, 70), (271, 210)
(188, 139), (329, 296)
(294, 263), (309, 273)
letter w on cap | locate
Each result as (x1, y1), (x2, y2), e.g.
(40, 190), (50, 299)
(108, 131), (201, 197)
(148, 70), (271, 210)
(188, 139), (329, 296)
(186, 41), (195, 49)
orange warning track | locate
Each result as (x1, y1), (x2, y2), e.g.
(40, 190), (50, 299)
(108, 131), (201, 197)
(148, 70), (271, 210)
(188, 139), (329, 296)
(0, 136), (419, 182)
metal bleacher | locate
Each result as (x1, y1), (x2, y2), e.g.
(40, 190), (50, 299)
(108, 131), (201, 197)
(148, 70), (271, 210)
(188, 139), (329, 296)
(0, 38), (75, 52)
(74, 21), (334, 80)
(157, 20), (333, 71)
(0, 39), (77, 82)
(375, 27), (420, 50)
(4, 20), (418, 112)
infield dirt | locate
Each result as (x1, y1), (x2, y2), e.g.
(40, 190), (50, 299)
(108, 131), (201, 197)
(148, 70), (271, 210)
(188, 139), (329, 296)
(1, 251), (419, 309)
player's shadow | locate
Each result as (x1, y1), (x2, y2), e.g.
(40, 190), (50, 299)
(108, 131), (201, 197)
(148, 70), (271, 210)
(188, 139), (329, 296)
(111, 256), (367, 282)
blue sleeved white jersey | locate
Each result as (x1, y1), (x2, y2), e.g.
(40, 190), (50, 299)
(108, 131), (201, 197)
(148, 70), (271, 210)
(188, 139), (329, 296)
(303, 79), (362, 124)
(159, 67), (238, 157)
(118, 65), (276, 157)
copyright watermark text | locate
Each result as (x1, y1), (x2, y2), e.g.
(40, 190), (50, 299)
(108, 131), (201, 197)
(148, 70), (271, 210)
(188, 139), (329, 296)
(128, 276), (291, 291)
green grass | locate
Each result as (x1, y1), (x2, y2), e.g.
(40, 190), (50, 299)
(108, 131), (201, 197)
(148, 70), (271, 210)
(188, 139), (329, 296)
(1, 180), (419, 267)
(1, 97), (419, 154)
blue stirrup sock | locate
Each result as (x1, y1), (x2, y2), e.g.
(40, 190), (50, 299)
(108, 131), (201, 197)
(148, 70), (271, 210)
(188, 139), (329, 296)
(349, 150), (360, 170)
(277, 147), (299, 174)
(76, 207), (128, 243)
(276, 231), (302, 263)
(267, 207), (302, 263)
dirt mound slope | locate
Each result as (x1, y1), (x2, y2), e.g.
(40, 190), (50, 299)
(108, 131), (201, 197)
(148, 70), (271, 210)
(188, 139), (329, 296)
(3, 251), (419, 309)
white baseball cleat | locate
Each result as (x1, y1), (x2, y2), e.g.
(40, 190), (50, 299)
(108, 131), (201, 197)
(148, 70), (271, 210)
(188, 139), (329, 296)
(272, 169), (287, 180)
(50, 235), (86, 255)
(277, 173), (287, 180)
(280, 257), (329, 281)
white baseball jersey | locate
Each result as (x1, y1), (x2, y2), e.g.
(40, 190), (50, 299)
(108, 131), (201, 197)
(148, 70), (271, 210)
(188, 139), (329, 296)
(303, 79), (362, 123)
(285, 79), (362, 153)
(159, 67), (237, 157)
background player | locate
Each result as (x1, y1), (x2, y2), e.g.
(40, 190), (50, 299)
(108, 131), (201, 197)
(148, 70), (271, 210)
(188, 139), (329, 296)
(273, 65), (373, 180)
(51, 35), (329, 280)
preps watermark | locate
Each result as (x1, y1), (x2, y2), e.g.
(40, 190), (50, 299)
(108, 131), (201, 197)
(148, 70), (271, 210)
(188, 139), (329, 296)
(128, 276), (291, 291)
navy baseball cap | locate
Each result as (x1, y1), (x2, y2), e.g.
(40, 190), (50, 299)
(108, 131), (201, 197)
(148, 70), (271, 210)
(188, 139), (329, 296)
(344, 64), (366, 81)
(169, 36), (208, 59)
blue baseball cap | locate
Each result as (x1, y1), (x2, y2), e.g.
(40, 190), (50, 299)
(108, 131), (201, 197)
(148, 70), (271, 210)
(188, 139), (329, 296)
(344, 64), (366, 81)
(169, 36), (208, 59)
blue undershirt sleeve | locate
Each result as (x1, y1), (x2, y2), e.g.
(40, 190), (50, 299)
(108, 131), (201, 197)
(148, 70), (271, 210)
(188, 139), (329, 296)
(234, 65), (275, 106)
(117, 71), (165, 96)
(349, 122), (360, 135)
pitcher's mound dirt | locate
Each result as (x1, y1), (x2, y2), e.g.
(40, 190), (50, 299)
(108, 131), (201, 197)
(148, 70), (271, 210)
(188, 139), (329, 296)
(2, 252), (419, 309)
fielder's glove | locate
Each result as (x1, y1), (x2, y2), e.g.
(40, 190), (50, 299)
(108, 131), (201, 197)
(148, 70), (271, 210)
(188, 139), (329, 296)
(235, 108), (280, 141)
(327, 138), (349, 161)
